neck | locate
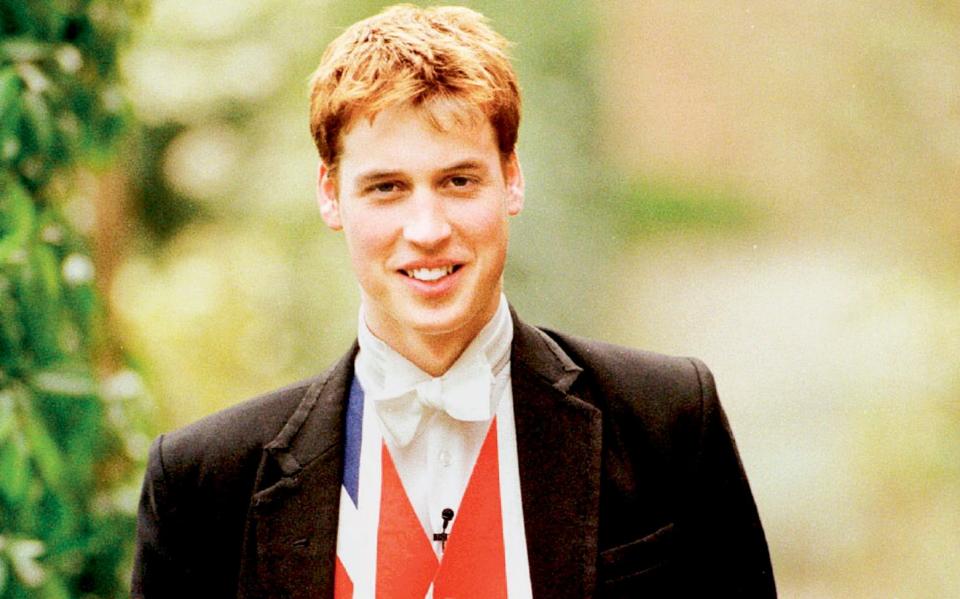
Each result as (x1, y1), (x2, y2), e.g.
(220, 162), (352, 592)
(386, 329), (475, 377)
(363, 296), (503, 377)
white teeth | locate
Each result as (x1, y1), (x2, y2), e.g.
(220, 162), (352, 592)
(405, 266), (454, 281)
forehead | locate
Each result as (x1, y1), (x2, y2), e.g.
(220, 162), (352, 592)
(337, 103), (499, 177)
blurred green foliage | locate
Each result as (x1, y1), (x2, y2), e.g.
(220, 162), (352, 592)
(605, 178), (756, 237)
(1, 1), (148, 597)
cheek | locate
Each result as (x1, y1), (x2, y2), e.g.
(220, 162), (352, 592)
(456, 201), (509, 242)
(343, 216), (393, 270)
(476, 215), (510, 257)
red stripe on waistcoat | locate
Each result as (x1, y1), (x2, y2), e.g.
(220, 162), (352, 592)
(433, 421), (508, 598)
(334, 555), (354, 599)
(377, 444), (439, 598)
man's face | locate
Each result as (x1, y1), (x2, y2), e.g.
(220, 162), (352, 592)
(318, 104), (524, 356)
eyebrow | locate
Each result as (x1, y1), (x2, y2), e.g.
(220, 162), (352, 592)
(355, 170), (404, 190)
(437, 160), (490, 176)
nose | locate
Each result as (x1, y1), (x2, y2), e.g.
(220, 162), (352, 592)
(402, 191), (451, 248)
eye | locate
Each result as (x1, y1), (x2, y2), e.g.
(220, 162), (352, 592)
(364, 180), (403, 196)
(447, 176), (474, 188)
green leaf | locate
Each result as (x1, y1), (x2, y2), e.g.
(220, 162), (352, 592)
(0, 432), (30, 503)
(0, 554), (8, 595)
(0, 67), (22, 130)
(0, 389), (15, 441)
(0, 278), (26, 371)
(17, 243), (63, 365)
(22, 91), (55, 156)
(38, 572), (71, 599)
(32, 242), (61, 307)
(21, 405), (65, 492)
(0, 177), (35, 264)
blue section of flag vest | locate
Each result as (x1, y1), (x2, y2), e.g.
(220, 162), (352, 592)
(343, 377), (364, 507)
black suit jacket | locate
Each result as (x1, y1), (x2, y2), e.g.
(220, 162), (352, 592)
(132, 313), (776, 597)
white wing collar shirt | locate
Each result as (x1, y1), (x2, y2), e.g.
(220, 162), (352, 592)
(339, 294), (532, 598)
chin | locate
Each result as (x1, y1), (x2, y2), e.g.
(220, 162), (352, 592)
(409, 299), (493, 335)
(406, 308), (471, 335)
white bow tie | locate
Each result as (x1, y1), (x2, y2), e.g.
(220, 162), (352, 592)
(371, 357), (495, 447)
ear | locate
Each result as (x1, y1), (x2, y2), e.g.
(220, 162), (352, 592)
(503, 152), (525, 216)
(317, 162), (343, 230)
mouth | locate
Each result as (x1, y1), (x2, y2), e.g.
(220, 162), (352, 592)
(401, 264), (461, 282)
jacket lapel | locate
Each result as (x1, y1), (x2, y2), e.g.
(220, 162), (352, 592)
(238, 344), (357, 599)
(511, 314), (603, 599)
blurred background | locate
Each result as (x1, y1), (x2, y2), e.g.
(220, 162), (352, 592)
(2, 0), (958, 596)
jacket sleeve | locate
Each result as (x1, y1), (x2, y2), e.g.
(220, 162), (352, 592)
(130, 435), (179, 598)
(681, 357), (776, 597)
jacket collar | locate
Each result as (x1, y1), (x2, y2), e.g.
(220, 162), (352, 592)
(240, 310), (603, 598)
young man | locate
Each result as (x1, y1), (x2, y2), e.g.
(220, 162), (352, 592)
(132, 5), (775, 598)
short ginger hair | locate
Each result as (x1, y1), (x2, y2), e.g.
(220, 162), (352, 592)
(308, 4), (521, 175)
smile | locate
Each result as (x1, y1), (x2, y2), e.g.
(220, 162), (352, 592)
(401, 265), (460, 281)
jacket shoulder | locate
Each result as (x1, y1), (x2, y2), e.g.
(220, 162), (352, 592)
(534, 327), (721, 464)
(538, 327), (714, 415)
(155, 374), (324, 483)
